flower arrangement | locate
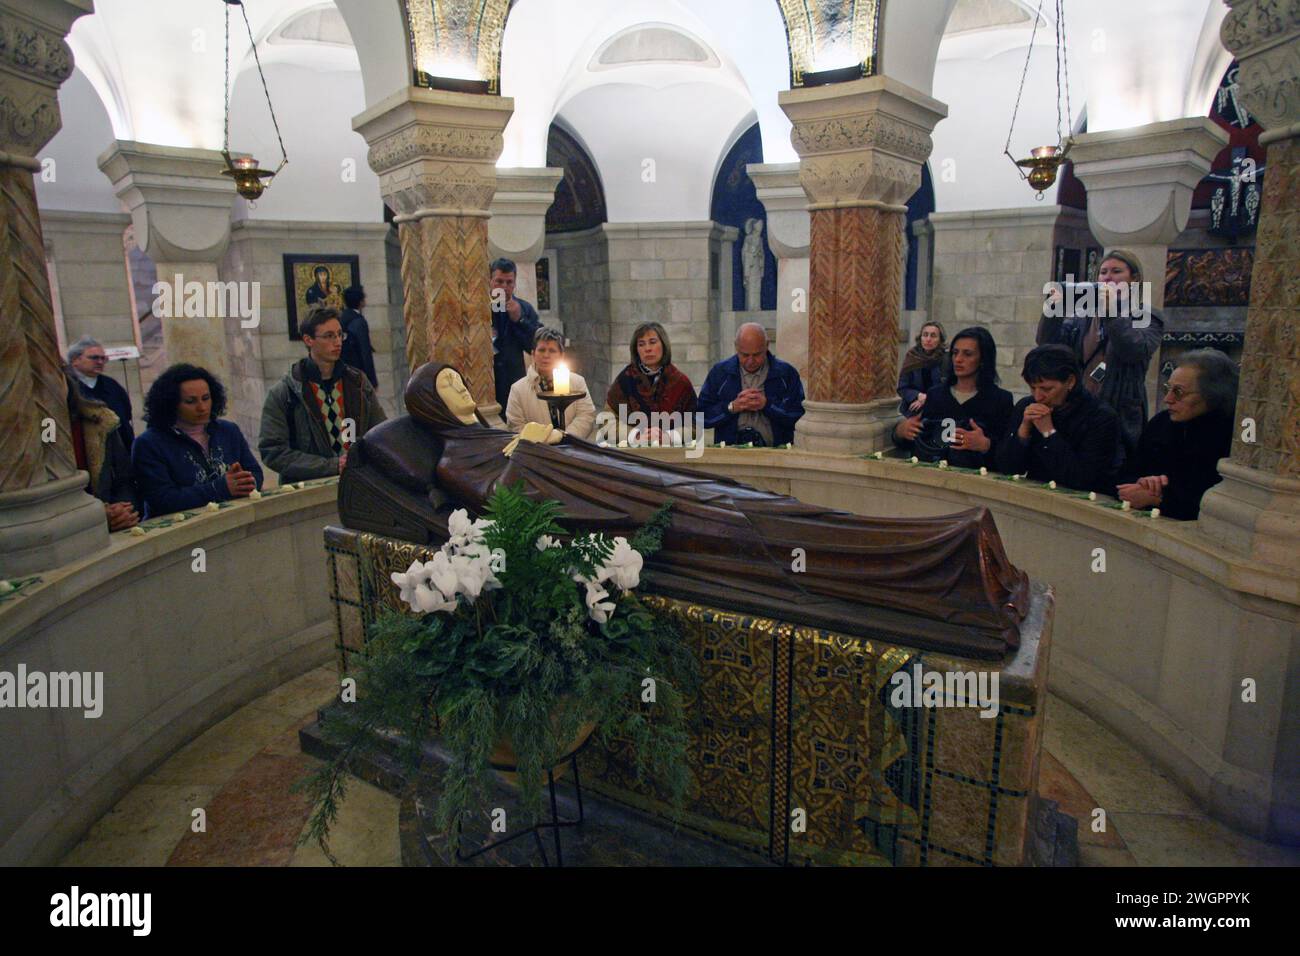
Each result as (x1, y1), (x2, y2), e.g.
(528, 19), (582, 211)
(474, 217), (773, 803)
(299, 484), (696, 855)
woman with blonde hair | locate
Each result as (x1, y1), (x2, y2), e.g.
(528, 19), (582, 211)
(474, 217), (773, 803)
(1038, 248), (1163, 466)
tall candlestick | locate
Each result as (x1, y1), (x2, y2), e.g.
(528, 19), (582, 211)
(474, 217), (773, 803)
(553, 363), (571, 396)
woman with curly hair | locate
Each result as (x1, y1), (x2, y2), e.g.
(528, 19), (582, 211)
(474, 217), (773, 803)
(131, 363), (263, 518)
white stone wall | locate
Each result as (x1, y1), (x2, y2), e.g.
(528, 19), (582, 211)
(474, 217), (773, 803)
(603, 221), (730, 403)
(220, 221), (400, 473)
(41, 211), (143, 418)
(928, 207), (1098, 390)
(550, 226), (612, 405)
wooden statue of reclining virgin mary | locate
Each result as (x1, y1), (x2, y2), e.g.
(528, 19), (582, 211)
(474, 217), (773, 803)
(338, 363), (1031, 660)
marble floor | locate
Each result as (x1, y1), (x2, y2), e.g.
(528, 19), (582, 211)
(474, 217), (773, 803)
(58, 665), (1300, 867)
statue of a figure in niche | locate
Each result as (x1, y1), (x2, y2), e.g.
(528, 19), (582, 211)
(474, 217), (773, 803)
(338, 363), (1032, 660)
(741, 218), (765, 312)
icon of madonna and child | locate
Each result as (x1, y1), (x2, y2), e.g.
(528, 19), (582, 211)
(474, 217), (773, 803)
(338, 363), (1035, 660)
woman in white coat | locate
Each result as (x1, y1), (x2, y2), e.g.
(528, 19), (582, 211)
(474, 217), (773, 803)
(505, 327), (597, 442)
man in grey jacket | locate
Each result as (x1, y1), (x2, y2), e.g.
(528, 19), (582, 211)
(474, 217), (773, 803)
(259, 307), (386, 481)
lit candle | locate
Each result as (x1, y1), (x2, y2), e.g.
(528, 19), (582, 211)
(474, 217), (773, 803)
(232, 156), (258, 170)
(1031, 146), (1059, 160)
(553, 362), (571, 395)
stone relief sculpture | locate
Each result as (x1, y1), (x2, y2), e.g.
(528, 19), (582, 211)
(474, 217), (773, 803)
(741, 218), (765, 312)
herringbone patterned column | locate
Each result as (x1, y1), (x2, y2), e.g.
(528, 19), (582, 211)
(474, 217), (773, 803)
(806, 206), (906, 405)
(0, 165), (75, 492)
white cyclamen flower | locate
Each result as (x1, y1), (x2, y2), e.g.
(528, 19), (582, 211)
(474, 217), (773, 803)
(449, 553), (493, 601)
(535, 535), (562, 551)
(425, 550), (460, 600)
(391, 560), (425, 606)
(412, 582), (458, 615)
(979, 467), (988, 476)
(583, 581), (616, 624)
(600, 537), (643, 592)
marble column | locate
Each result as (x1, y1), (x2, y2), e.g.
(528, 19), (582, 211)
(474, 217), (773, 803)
(96, 142), (235, 383)
(748, 162), (810, 377)
(489, 167), (562, 307)
(779, 77), (946, 454)
(354, 88), (512, 417)
(0, 0), (106, 575)
(1198, 1), (1300, 572)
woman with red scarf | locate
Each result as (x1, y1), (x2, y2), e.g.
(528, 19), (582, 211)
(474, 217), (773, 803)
(604, 322), (698, 445)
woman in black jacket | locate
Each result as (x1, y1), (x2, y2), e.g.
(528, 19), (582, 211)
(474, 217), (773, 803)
(894, 326), (1014, 469)
(897, 321), (946, 414)
(995, 345), (1120, 494)
(1117, 349), (1237, 519)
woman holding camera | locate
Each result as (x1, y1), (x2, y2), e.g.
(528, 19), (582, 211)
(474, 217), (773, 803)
(893, 326), (1013, 469)
(1037, 249), (1163, 467)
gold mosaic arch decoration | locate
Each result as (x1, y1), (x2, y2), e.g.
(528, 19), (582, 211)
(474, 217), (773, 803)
(403, 1), (881, 94)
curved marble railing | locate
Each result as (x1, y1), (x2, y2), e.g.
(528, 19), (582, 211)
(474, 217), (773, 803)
(628, 447), (1299, 844)
(0, 482), (340, 865)
(2, 452), (1294, 863)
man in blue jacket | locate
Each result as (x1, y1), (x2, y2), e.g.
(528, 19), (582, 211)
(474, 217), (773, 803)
(698, 323), (805, 446)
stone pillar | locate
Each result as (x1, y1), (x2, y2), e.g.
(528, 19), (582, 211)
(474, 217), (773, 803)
(354, 88), (512, 417)
(96, 141), (236, 383)
(779, 77), (946, 454)
(489, 167), (562, 307)
(1198, 1), (1300, 572)
(0, 0), (107, 575)
(748, 162), (811, 377)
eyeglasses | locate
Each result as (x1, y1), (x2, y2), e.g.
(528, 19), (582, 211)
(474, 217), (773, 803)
(1162, 384), (1199, 401)
(312, 332), (348, 342)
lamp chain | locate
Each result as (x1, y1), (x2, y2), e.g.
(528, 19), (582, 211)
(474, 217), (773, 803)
(1004, 0), (1046, 164)
(222, 0), (231, 155)
(237, 0), (288, 173)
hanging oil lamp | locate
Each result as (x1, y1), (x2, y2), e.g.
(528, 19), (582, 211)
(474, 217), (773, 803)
(220, 0), (287, 201)
(1004, 0), (1072, 199)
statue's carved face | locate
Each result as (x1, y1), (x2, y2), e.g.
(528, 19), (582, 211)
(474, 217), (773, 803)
(436, 368), (478, 424)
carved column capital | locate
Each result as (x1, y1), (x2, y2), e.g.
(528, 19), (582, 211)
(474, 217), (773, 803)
(1221, 0), (1300, 139)
(0, 0), (91, 162)
(354, 87), (512, 219)
(779, 76), (946, 211)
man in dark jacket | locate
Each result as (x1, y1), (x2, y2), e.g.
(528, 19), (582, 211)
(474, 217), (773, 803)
(65, 371), (138, 530)
(338, 285), (378, 387)
(995, 344), (1120, 494)
(490, 258), (541, 411)
(260, 307), (387, 482)
(698, 323), (805, 446)
(68, 335), (135, 451)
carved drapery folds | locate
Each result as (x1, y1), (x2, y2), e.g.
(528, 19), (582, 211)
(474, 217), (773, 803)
(355, 88), (511, 405)
(781, 78), (944, 409)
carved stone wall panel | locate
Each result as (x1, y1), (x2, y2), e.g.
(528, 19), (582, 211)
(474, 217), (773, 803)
(0, 164), (74, 491)
(1222, 0), (1300, 133)
(806, 206), (906, 405)
(790, 113), (934, 165)
(1232, 136), (1300, 476)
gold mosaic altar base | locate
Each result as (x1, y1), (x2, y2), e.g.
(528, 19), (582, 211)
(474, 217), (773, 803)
(323, 526), (1054, 867)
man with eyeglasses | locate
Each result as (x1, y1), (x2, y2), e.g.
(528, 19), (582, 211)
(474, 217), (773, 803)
(259, 307), (386, 481)
(67, 335), (135, 451)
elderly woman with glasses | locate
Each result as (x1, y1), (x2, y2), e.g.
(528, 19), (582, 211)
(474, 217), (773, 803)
(1116, 349), (1239, 519)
